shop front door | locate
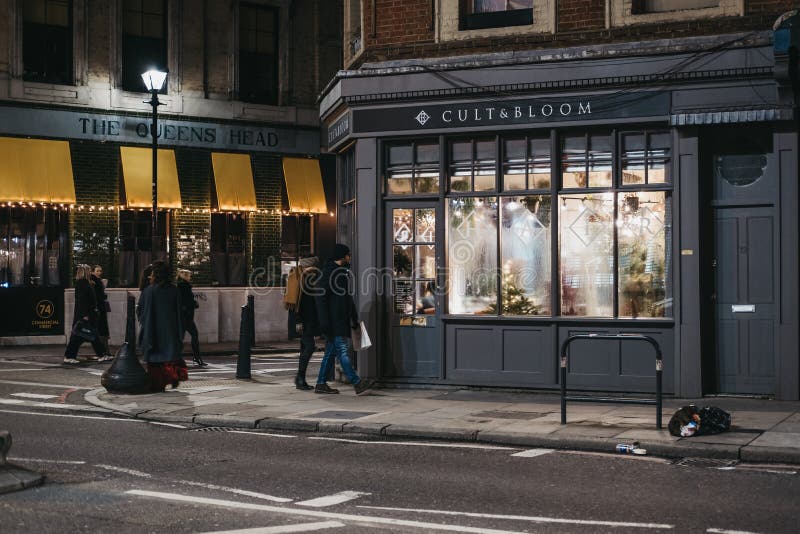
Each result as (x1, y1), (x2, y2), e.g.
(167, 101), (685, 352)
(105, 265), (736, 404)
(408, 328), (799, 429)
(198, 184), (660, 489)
(712, 205), (777, 395)
(384, 202), (441, 378)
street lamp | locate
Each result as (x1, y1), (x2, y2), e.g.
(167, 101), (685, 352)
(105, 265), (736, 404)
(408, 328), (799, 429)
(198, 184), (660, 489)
(141, 69), (168, 256)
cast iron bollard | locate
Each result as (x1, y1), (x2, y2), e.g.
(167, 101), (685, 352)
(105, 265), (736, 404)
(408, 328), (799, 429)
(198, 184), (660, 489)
(248, 294), (255, 347)
(236, 302), (252, 379)
(101, 293), (150, 394)
(560, 333), (663, 429)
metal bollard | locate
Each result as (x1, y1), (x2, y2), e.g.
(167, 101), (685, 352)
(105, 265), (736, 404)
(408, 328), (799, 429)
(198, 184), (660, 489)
(236, 304), (252, 379)
(101, 293), (150, 394)
(247, 294), (255, 347)
(126, 293), (136, 353)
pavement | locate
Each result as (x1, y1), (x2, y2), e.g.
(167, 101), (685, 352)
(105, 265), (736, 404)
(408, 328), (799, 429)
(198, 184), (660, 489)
(0, 430), (45, 495)
(3, 342), (800, 496)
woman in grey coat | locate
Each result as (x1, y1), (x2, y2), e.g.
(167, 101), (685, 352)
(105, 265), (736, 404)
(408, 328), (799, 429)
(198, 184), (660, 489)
(138, 261), (187, 391)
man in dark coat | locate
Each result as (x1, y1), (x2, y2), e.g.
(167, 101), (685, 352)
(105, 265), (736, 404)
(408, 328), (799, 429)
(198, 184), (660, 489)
(314, 244), (374, 395)
(91, 265), (112, 361)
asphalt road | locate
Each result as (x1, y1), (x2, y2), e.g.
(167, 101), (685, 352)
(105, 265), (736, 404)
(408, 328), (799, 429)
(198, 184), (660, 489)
(1, 357), (799, 533)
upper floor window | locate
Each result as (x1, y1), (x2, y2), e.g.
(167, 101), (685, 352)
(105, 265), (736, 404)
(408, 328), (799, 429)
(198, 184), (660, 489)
(121, 0), (167, 93)
(631, 0), (718, 13)
(460, 0), (533, 30)
(239, 4), (279, 105)
(23, 0), (73, 84)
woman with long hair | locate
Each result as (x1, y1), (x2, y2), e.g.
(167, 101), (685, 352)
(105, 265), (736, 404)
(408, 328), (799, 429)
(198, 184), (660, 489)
(138, 261), (187, 391)
(64, 264), (106, 364)
(176, 269), (205, 367)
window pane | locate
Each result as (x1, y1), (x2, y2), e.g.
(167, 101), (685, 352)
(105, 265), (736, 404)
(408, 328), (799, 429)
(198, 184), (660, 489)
(649, 132), (671, 155)
(416, 244), (436, 279)
(449, 168), (471, 192)
(530, 163), (551, 189)
(143, 14), (164, 39)
(415, 208), (435, 242)
(560, 194), (614, 317)
(415, 170), (439, 193)
(394, 279), (413, 315)
(387, 171), (412, 194)
(648, 160), (668, 183)
(416, 281), (436, 314)
(451, 141), (472, 163)
(388, 144), (412, 166)
(393, 209), (413, 242)
(143, 0), (164, 14)
(618, 191), (670, 318)
(588, 160), (612, 187)
(529, 137), (550, 158)
(448, 197), (498, 314)
(503, 165), (526, 191)
(416, 143), (439, 163)
(500, 196), (551, 315)
(561, 158), (586, 188)
(123, 14), (142, 36)
(474, 165), (496, 191)
(47, 0), (70, 27)
(24, 0), (47, 24)
(622, 161), (646, 185)
(475, 139), (495, 162)
(393, 245), (413, 277)
(622, 132), (645, 156)
(504, 138), (526, 162)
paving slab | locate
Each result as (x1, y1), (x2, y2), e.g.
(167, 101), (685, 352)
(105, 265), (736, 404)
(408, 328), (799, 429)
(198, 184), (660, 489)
(746, 431), (800, 449)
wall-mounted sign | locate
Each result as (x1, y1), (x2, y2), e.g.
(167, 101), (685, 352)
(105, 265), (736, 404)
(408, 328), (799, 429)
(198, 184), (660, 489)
(349, 92), (670, 135)
(0, 288), (64, 336)
(326, 112), (351, 150)
(0, 105), (321, 155)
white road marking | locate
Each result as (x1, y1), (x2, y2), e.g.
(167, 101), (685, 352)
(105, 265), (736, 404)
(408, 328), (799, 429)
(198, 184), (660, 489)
(175, 479), (293, 503)
(707, 529), (762, 534)
(126, 490), (543, 533)
(0, 399), (26, 405)
(95, 464), (152, 478)
(150, 422), (187, 429)
(8, 457), (87, 465)
(356, 506), (675, 530)
(11, 393), (59, 399)
(0, 399), (106, 411)
(197, 522), (345, 534)
(715, 466), (796, 475)
(0, 409), (143, 422)
(296, 491), (370, 508)
(83, 370), (105, 376)
(308, 436), (516, 451)
(511, 448), (554, 458)
(0, 368), (50, 372)
(0, 360), (61, 367)
(0, 379), (94, 389)
(227, 430), (296, 438)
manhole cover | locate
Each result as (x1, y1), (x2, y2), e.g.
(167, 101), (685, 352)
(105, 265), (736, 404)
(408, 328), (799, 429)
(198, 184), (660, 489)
(674, 457), (739, 469)
(307, 410), (376, 420)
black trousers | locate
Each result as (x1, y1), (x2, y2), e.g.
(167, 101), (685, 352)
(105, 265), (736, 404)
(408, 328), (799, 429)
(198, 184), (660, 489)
(297, 332), (315, 379)
(182, 318), (200, 358)
(65, 332), (105, 358)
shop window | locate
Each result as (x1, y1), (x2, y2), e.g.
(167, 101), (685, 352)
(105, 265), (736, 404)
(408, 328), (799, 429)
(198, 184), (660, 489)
(449, 138), (496, 193)
(393, 208), (437, 316)
(118, 210), (168, 287)
(0, 207), (66, 288)
(385, 141), (440, 195)
(621, 131), (671, 185)
(338, 149), (356, 255)
(561, 132), (613, 189)
(503, 136), (550, 191)
(631, 0), (718, 14)
(239, 4), (279, 105)
(22, 0), (73, 84)
(460, 0), (533, 30)
(281, 215), (312, 260)
(121, 0), (167, 93)
(211, 213), (247, 286)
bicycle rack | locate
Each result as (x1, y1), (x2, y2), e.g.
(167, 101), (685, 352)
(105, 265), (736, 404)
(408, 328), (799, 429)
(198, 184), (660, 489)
(560, 334), (663, 429)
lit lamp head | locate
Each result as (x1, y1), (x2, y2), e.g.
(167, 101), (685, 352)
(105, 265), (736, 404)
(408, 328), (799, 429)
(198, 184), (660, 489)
(141, 69), (168, 92)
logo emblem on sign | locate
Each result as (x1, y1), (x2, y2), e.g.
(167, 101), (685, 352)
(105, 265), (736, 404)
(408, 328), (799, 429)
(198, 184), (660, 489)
(36, 300), (55, 319)
(414, 110), (431, 126)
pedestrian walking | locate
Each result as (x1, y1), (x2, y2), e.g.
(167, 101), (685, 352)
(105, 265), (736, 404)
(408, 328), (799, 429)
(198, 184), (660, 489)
(138, 261), (187, 391)
(91, 265), (113, 361)
(135, 263), (154, 353)
(314, 244), (374, 395)
(289, 255), (321, 390)
(177, 269), (206, 367)
(63, 264), (106, 364)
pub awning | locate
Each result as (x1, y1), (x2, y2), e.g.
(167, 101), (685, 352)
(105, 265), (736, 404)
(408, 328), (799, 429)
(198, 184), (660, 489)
(211, 153), (257, 211)
(281, 157), (327, 214)
(120, 146), (182, 209)
(0, 137), (76, 204)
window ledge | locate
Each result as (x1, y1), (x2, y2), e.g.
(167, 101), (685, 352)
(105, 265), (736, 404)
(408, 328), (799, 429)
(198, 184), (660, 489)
(610, 1), (744, 27)
(9, 79), (89, 105)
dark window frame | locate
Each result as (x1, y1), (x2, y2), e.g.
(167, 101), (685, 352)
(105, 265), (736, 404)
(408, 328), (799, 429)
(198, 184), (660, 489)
(22, 0), (74, 85)
(210, 212), (248, 286)
(0, 206), (68, 288)
(117, 209), (169, 287)
(459, 0), (533, 31)
(121, 0), (168, 93)
(238, 3), (280, 105)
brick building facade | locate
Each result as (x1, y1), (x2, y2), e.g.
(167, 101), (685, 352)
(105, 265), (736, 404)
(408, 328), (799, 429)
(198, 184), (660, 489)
(322, 1), (800, 399)
(0, 0), (341, 342)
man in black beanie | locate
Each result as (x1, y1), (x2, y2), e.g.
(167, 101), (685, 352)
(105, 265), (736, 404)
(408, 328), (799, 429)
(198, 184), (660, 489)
(314, 243), (374, 395)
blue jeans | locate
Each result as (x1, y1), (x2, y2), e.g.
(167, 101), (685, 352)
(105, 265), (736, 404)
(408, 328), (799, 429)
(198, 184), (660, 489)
(316, 336), (360, 386)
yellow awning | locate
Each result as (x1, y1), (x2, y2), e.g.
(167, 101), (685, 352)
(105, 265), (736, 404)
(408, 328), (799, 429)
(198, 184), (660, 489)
(282, 157), (328, 214)
(211, 153), (257, 211)
(0, 137), (76, 204)
(120, 146), (182, 208)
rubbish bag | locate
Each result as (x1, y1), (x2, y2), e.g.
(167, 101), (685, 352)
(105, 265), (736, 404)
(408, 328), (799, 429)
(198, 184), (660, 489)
(696, 406), (731, 435)
(668, 404), (731, 437)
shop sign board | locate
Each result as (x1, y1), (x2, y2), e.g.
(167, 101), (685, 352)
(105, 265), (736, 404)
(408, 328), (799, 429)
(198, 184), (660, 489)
(0, 288), (64, 336)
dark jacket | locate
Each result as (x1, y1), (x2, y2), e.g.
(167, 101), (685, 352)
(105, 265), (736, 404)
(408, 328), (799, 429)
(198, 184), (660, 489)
(138, 282), (184, 363)
(297, 269), (321, 337)
(177, 279), (197, 321)
(91, 274), (109, 336)
(315, 259), (358, 338)
(73, 278), (98, 325)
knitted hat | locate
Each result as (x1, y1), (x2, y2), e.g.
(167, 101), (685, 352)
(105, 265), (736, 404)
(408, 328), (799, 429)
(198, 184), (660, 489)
(332, 243), (350, 260)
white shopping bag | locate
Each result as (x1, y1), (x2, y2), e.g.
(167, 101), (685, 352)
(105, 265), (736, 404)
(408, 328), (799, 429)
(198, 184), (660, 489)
(351, 321), (372, 351)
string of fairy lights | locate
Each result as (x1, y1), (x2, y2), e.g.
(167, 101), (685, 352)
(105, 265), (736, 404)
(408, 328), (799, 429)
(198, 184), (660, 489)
(0, 201), (334, 217)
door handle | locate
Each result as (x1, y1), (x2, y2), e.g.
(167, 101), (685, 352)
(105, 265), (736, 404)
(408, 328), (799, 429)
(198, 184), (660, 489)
(731, 304), (755, 313)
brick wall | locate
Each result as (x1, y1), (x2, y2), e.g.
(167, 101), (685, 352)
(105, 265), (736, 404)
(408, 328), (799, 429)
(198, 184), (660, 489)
(174, 148), (212, 285)
(365, 0), (434, 47)
(748, 0), (797, 15)
(559, 0), (606, 32)
(68, 141), (121, 286)
(250, 153), (283, 286)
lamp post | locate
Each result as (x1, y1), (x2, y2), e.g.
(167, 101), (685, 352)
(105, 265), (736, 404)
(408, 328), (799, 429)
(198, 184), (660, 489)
(141, 69), (168, 256)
